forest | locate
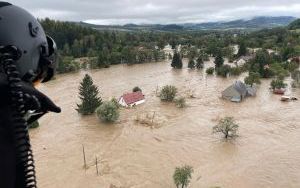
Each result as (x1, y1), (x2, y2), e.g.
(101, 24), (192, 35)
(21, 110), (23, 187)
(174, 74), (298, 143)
(40, 18), (300, 88)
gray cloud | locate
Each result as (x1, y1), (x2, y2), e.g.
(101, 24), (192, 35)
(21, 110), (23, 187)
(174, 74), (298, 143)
(6, 0), (300, 24)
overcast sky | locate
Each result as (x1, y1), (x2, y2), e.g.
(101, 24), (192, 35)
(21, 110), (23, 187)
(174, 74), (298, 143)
(6, 0), (300, 25)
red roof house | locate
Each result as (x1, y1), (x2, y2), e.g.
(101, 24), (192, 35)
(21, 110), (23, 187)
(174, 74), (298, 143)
(118, 91), (145, 107)
(273, 88), (286, 95)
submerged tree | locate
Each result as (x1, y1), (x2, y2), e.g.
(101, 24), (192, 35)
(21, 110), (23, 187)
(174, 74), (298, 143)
(171, 52), (183, 69)
(160, 85), (177, 102)
(270, 79), (287, 90)
(206, 67), (215, 75)
(214, 53), (224, 69)
(249, 49), (273, 78)
(96, 101), (119, 122)
(133, 86), (142, 93)
(213, 117), (239, 139)
(237, 40), (247, 57)
(244, 72), (261, 86)
(175, 97), (186, 108)
(77, 74), (102, 115)
(173, 165), (194, 188)
(196, 57), (204, 69)
(57, 56), (80, 74)
(187, 47), (198, 60)
(224, 46), (235, 62)
(110, 97), (120, 109)
(170, 39), (177, 49)
(216, 65), (231, 77)
(157, 38), (166, 50)
(97, 49), (111, 68)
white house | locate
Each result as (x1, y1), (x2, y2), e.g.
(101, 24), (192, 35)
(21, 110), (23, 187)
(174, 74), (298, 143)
(118, 91), (145, 107)
(234, 55), (253, 67)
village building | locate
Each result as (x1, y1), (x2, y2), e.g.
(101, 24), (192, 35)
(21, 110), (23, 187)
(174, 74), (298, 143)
(287, 56), (300, 63)
(233, 55), (253, 67)
(232, 44), (239, 55)
(248, 48), (278, 55)
(163, 44), (174, 57)
(118, 91), (145, 107)
(222, 81), (256, 102)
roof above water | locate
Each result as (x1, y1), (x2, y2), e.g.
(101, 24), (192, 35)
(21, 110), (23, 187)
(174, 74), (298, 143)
(231, 96), (241, 102)
(233, 80), (247, 96)
(121, 91), (145, 105)
(246, 85), (257, 96)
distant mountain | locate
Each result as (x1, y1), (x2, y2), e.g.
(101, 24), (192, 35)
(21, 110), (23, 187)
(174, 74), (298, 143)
(80, 16), (297, 31)
(183, 16), (297, 30)
(288, 19), (300, 30)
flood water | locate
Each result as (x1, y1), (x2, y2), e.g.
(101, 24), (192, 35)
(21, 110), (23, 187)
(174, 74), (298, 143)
(31, 59), (300, 188)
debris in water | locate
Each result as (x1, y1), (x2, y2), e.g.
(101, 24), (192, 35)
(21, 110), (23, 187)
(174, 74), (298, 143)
(134, 112), (165, 128)
(281, 96), (298, 102)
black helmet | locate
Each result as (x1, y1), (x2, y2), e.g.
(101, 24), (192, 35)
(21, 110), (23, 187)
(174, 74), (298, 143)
(0, 2), (57, 83)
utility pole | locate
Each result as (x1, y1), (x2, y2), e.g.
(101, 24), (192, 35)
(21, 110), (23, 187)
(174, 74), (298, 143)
(82, 145), (87, 170)
(95, 156), (99, 176)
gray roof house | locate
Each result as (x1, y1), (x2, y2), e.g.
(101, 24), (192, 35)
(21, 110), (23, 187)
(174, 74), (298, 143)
(222, 81), (256, 102)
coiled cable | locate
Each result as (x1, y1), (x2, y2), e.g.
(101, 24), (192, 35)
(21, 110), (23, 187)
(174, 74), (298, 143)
(1, 46), (37, 188)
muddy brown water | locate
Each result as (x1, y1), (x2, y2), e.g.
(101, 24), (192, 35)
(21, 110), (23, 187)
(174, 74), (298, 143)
(31, 59), (300, 188)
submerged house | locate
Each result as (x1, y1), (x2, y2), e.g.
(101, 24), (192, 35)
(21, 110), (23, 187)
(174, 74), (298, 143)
(222, 81), (256, 102)
(287, 56), (300, 63)
(234, 55), (253, 67)
(118, 91), (145, 107)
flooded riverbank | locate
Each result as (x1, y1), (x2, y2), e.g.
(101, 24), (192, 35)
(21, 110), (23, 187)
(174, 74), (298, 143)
(31, 59), (300, 188)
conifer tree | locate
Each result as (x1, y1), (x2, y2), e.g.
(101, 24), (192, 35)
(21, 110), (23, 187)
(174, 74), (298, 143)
(76, 74), (102, 115)
(171, 52), (183, 69)
(196, 57), (204, 69)
(214, 54), (224, 68)
(170, 39), (176, 49)
(237, 40), (247, 57)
